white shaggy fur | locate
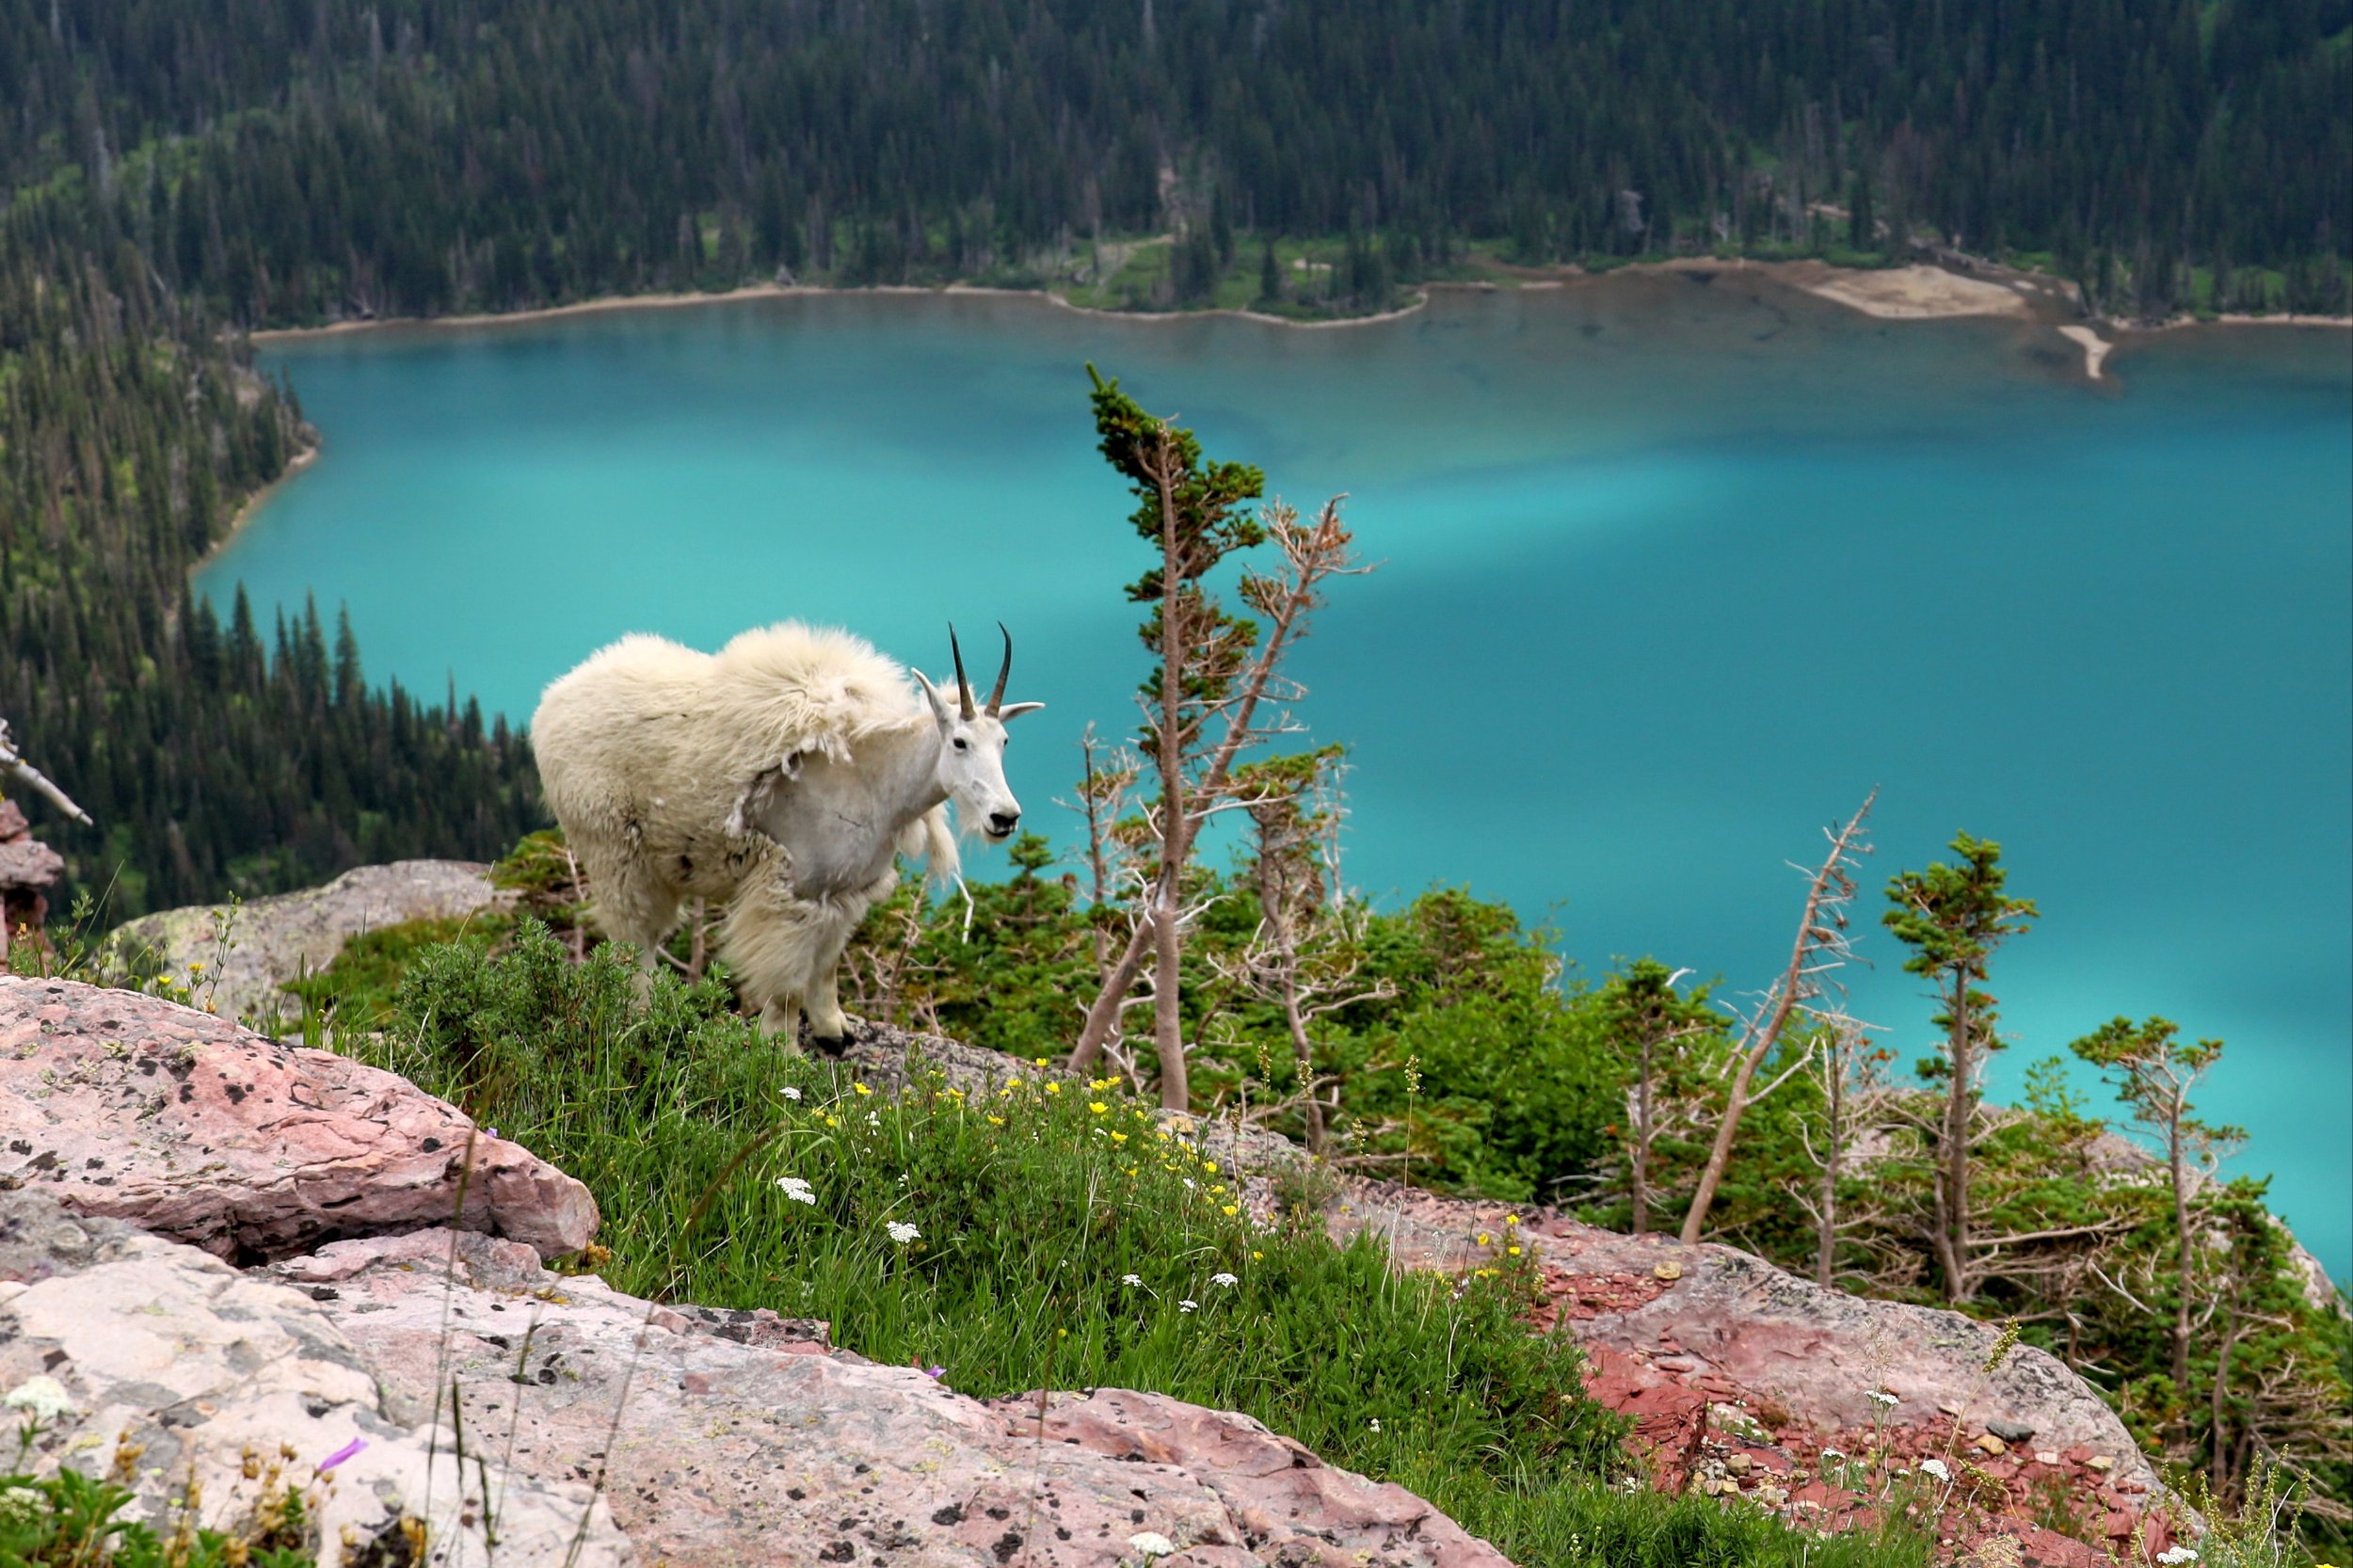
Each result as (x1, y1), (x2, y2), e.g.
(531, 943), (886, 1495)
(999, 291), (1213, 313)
(532, 621), (1020, 1046)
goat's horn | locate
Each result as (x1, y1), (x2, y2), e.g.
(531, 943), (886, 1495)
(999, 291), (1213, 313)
(947, 624), (976, 720)
(986, 622), (1012, 716)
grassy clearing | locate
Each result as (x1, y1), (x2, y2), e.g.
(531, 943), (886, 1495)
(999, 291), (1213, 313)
(348, 919), (1934, 1567)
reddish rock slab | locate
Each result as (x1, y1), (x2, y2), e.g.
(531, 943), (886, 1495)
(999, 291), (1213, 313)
(1524, 1218), (2163, 1500)
(1017, 1388), (1508, 1567)
(0, 977), (596, 1261)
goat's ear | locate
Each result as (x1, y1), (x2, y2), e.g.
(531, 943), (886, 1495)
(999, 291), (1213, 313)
(912, 670), (952, 724)
(996, 701), (1046, 723)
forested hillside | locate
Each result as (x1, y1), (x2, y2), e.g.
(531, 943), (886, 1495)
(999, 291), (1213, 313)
(1, 0), (2346, 909)
(4, 0), (2347, 325)
(0, 223), (541, 915)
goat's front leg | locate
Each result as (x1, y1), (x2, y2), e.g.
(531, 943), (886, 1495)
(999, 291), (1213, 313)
(757, 997), (807, 1051)
(805, 952), (852, 1057)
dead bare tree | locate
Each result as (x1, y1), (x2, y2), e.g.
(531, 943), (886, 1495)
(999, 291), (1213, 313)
(1058, 725), (1144, 989)
(1206, 749), (1393, 1152)
(1065, 376), (1374, 1109)
(1679, 790), (1877, 1244)
(1789, 1011), (1904, 1288)
(0, 718), (91, 825)
(1603, 961), (1722, 1236)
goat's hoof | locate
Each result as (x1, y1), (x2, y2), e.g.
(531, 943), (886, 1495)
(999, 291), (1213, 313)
(810, 1034), (849, 1059)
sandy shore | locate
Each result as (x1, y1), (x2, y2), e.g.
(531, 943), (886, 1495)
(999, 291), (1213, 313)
(240, 258), (2069, 345)
(246, 283), (810, 342)
(1782, 261), (2041, 320)
(2056, 325), (2114, 380)
(238, 260), (2349, 368)
(204, 441), (321, 566)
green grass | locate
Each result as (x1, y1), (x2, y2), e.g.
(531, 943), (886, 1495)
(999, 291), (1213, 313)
(348, 920), (1934, 1567)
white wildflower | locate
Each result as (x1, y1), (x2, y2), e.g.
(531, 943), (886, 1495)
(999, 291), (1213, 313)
(1178, 1299), (1198, 1313)
(0, 1486), (42, 1525)
(1209, 1272), (1238, 1288)
(1819, 1448), (1846, 1461)
(1918, 1458), (1950, 1481)
(4, 1377), (72, 1420)
(1127, 1533), (1176, 1559)
(1865, 1389), (1898, 1408)
(1182, 1178), (1196, 1190)
(781, 1086), (803, 1101)
(886, 1221), (920, 1245)
(1369, 1418), (1382, 1432)
(775, 1176), (817, 1206)
(2155, 1549), (2198, 1565)
(1121, 1273), (1144, 1287)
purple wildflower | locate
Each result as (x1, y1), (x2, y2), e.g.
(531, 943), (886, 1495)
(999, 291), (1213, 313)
(316, 1437), (367, 1473)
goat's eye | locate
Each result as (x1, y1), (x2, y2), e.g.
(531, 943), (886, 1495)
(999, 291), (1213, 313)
(952, 738), (968, 751)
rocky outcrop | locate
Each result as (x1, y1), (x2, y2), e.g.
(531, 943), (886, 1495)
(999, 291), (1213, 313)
(270, 1226), (1510, 1568)
(0, 1190), (628, 1568)
(0, 956), (2193, 1565)
(1, 983), (1507, 1566)
(0, 976), (596, 1261)
(0, 800), (64, 955)
(101, 860), (510, 1026)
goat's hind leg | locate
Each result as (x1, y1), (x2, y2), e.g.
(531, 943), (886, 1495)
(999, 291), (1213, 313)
(583, 854), (681, 1000)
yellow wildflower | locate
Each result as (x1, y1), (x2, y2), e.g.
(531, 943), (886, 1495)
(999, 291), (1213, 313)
(1089, 1102), (1109, 1115)
(853, 1082), (872, 1096)
(1222, 1205), (1239, 1217)
(1044, 1082), (1062, 1096)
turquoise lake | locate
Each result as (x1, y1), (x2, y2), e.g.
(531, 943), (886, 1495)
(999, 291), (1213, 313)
(211, 277), (2353, 1278)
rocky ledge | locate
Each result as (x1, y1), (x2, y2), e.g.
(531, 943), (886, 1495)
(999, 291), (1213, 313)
(0, 979), (1505, 1566)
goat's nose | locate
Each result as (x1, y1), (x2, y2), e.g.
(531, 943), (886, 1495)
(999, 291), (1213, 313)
(989, 810), (1019, 835)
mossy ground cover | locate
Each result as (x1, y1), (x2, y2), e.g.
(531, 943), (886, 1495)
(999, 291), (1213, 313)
(350, 919), (1934, 1567)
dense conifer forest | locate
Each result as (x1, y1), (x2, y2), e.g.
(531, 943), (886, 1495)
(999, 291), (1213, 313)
(1, 0), (2346, 900)
(0, 232), (540, 914)
(4, 0), (2348, 325)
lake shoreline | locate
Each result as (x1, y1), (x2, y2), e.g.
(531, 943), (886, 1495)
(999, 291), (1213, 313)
(209, 440), (321, 568)
(244, 257), (2346, 392)
(249, 254), (2344, 344)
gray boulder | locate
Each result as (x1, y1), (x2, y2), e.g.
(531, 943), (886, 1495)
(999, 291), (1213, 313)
(0, 1190), (629, 1568)
(102, 860), (510, 1028)
(272, 1226), (1512, 1567)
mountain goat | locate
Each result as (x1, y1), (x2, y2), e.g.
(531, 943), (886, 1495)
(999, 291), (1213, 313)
(531, 621), (1043, 1050)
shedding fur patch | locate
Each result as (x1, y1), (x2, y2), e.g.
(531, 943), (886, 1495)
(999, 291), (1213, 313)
(719, 874), (881, 1011)
(709, 621), (927, 764)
